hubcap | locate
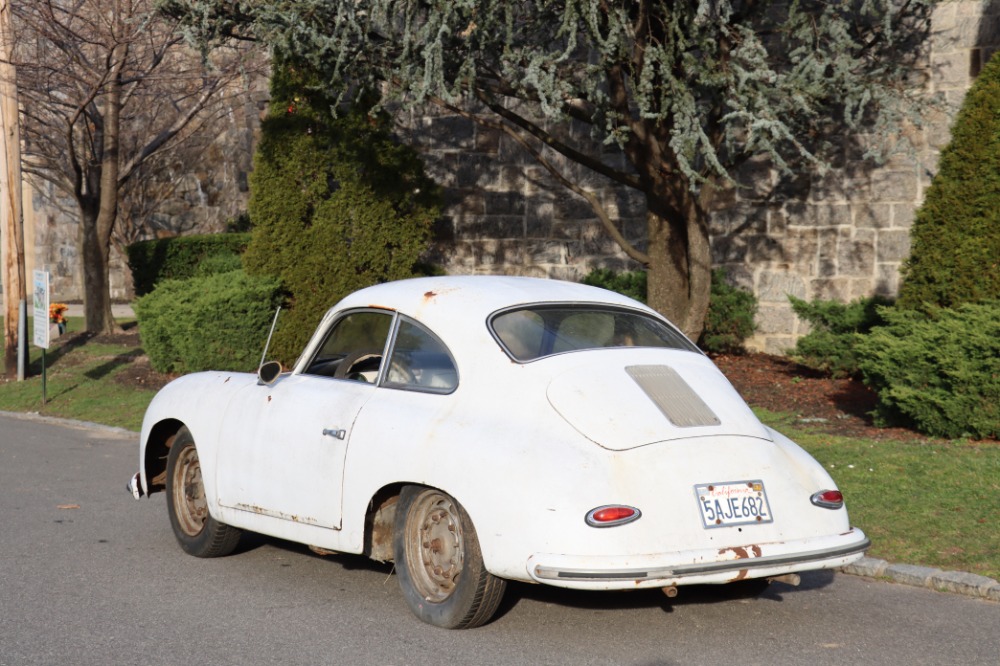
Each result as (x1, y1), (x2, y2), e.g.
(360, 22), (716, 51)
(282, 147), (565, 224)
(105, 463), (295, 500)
(172, 445), (208, 537)
(407, 492), (464, 602)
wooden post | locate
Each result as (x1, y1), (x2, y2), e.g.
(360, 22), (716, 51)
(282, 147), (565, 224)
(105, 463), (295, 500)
(0, 0), (27, 380)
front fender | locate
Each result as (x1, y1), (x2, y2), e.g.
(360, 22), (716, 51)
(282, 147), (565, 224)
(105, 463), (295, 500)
(136, 371), (258, 498)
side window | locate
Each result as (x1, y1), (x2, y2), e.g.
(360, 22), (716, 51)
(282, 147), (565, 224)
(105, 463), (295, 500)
(304, 311), (393, 381)
(384, 318), (458, 393)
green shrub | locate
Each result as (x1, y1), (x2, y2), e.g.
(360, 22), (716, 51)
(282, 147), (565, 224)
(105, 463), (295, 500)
(193, 252), (242, 277)
(700, 270), (758, 354)
(898, 51), (1000, 309)
(134, 270), (283, 374)
(127, 233), (251, 296)
(582, 268), (648, 303)
(788, 294), (893, 377)
(245, 61), (441, 363)
(580, 268), (758, 353)
(856, 302), (1000, 439)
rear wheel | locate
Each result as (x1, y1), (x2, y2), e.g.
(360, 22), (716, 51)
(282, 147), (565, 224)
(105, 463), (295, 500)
(394, 486), (506, 629)
(166, 427), (241, 558)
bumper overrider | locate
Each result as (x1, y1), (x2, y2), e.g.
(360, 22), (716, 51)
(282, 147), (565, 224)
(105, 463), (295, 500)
(127, 472), (144, 499)
(527, 528), (870, 590)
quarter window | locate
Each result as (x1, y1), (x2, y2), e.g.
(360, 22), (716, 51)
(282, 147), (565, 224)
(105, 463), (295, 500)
(384, 318), (458, 393)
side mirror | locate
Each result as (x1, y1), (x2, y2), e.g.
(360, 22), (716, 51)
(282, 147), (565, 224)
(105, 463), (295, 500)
(257, 360), (283, 385)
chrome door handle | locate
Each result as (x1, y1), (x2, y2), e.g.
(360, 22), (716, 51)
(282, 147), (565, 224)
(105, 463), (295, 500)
(322, 428), (346, 440)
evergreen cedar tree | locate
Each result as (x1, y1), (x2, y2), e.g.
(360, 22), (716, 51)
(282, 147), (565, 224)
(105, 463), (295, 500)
(899, 50), (1000, 309)
(165, 0), (932, 338)
(244, 63), (440, 363)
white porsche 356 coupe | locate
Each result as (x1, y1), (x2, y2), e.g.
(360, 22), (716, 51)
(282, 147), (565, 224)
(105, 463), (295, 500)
(128, 275), (869, 628)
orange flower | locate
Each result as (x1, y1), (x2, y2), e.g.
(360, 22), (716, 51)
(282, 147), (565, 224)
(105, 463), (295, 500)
(49, 303), (68, 325)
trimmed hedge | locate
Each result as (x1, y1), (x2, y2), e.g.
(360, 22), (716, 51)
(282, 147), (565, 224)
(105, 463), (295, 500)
(127, 233), (251, 297)
(580, 267), (758, 353)
(788, 294), (893, 378)
(856, 302), (1000, 439)
(134, 270), (283, 374)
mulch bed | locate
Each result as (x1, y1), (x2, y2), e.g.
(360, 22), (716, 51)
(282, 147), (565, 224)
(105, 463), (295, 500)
(712, 353), (932, 441)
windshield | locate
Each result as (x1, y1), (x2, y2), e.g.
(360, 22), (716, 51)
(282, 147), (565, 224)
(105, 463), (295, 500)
(489, 305), (699, 361)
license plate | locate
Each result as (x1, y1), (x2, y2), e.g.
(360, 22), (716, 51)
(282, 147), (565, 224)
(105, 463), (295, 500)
(695, 480), (773, 528)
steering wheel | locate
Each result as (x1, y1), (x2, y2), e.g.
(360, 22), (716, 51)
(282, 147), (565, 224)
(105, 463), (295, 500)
(333, 350), (382, 380)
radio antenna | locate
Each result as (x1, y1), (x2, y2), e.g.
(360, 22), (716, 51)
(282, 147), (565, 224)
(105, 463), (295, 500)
(259, 306), (282, 370)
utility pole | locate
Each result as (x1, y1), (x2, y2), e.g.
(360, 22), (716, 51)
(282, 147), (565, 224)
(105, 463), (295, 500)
(0, 0), (27, 380)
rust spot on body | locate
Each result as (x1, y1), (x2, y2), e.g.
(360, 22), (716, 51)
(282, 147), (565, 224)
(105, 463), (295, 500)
(424, 290), (437, 300)
(719, 544), (763, 560)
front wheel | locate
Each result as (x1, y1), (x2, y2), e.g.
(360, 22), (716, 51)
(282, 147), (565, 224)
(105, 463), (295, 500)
(166, 426), (241, 558)
(393, 486), (506, 629)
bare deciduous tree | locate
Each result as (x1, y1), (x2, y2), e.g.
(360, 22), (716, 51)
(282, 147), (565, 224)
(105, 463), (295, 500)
(8, 0), (260, 333)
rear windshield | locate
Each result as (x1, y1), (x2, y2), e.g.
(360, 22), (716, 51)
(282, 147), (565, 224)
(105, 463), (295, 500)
(489, 305), (699, 361)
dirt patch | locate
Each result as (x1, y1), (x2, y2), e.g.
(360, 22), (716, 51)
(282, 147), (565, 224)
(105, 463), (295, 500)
(92, 330), (142, 347)
(112, 355), (176, 391)
(712, 353), (927, 441)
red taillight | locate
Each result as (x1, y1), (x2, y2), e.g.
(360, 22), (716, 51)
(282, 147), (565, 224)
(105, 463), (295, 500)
(585, 505), (641, 527)
(811, 489), (844, 509)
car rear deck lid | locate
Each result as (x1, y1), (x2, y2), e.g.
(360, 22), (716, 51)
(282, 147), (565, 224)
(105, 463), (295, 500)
(546, 355), (770, 450)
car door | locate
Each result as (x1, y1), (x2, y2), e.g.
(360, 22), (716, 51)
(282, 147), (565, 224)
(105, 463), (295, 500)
(215, 309), (394, 530)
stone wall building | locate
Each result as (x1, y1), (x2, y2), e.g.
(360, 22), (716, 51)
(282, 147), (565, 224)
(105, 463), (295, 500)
(16, 2), (1000, 351)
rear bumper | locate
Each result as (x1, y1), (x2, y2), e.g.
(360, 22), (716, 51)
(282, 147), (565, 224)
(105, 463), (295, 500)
(527, 527), (870, 590)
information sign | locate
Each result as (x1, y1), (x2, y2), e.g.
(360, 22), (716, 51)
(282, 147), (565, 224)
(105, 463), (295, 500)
(32, 270), (50, 349)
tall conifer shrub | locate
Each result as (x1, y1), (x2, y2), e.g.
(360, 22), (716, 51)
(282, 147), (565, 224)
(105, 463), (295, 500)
(899, 51), (1000, 308)
(246, 62), (441, 363)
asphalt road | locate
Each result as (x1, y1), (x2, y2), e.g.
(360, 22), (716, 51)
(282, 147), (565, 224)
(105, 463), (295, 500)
(2, 412), (998, 666)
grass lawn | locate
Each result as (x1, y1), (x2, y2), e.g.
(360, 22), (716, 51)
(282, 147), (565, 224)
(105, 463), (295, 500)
(0, 316), (156, 431)
(2, 322), (998, 581)
(756, 409), (1000, 582)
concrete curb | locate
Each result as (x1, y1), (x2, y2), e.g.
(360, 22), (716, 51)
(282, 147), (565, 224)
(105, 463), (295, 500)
(0, 410), (136, 440)
(841, 556), (1000, 602)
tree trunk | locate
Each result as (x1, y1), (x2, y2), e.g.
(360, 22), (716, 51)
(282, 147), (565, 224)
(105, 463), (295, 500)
(81, 47), (124, 335)
(79, 204), (117, 334)
(643, 183), (713, 342)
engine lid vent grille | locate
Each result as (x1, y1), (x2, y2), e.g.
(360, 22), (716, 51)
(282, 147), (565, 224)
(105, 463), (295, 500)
(625, 365), (722, 428)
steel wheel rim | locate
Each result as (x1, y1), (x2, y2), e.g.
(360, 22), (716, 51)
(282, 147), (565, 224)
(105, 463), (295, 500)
(406, 491), (464, 602)
(172, 445), (208, 537)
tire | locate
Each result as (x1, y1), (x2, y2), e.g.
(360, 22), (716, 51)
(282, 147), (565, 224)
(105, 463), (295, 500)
(394, 486), (506, 629)
(165, 427), (241, 558)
